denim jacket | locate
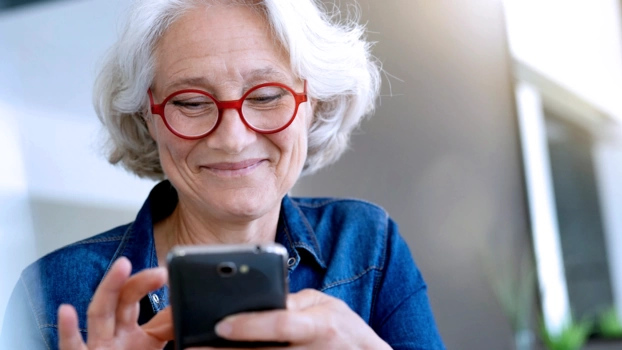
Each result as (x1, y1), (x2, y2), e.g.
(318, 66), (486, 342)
(1, 181), (444, 349)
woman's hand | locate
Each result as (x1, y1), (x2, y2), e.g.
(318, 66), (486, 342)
(190, 289), (391, 350)
(58, 257), (174, 350)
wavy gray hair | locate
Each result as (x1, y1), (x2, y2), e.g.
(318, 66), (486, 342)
(94, 0), (381, 180)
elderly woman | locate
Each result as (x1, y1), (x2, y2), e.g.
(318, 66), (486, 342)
(1, 0), (444, 349)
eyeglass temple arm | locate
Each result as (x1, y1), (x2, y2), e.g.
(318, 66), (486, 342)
(148, 89), (164, 116)
(296, 80), (308, 103)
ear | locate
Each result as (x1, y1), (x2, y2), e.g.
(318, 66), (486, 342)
(143, 111), (158, 142)
(144, 89), (160, 142)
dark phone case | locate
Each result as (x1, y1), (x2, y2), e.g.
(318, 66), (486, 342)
(168, 247), (289, 349)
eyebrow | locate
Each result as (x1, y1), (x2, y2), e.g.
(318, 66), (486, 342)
(162, 67), (292, 94)
(245, 67), (290, 83)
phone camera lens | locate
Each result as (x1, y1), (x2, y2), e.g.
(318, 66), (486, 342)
(217, 262), (237, 277)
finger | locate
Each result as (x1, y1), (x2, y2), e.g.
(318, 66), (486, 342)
(287, 288), (330, 311)
(116, 267), (167, 328)
(86, 257), (132, 340)
(215, 309), (316, 343)
(58, 304), (87, 350)
(142, 306), (174, 342)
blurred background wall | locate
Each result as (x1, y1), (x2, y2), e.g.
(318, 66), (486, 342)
(296, 1), (530, 348)
(1, 0), (532, 348)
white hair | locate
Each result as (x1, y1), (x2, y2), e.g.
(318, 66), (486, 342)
(94, 0), (381, 179)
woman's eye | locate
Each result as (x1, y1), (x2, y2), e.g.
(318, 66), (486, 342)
(247, 94), (282, 104)
(173, 101), (205, 107)
(172, 100), (214, 109)
(246, 86), (286, 105)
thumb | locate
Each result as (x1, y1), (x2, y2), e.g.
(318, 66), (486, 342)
(141, 306), (174, 342)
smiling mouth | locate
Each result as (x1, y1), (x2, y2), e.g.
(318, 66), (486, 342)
(202, 159), (266, 176)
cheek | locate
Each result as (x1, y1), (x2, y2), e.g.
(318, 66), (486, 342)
(292, 110), (311, 162)
(277, 119), (308, 158)
(150, 118), (195, 166)
(281, 128), (308, 176)
(265, 123), (307, 178)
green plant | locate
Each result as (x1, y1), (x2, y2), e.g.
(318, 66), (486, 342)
(479, 241), (537, 350)
(482, 248), (536, 333)
(596, 307), (622, 338)
(539, 318), (591, 350)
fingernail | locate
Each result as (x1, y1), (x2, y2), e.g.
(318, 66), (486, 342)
(114, 257), (131, 270)
(57, 304), (69, 314)
(215, 320), (233, 337)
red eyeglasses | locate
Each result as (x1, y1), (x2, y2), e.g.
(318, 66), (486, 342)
(148, 81), (307, 140)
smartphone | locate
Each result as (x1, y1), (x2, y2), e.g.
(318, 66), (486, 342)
(167, 243), (289, 349)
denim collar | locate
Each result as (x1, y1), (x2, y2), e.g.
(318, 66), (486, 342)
(100, 180), (326, 288)
(277, 194), (327, 270)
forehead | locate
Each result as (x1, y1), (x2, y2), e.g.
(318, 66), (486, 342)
(153, 3), (293, 92)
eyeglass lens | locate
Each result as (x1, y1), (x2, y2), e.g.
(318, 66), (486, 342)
(163, 85), (297, 138)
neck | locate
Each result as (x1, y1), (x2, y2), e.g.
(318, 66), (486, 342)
(153, 199), (280, 267)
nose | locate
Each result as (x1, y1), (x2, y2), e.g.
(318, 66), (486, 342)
(205, 108), (257, 154)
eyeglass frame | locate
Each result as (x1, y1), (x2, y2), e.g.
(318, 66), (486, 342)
(148, 80), (308, 140)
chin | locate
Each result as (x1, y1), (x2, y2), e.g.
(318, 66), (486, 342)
(211, 187), (278, 220)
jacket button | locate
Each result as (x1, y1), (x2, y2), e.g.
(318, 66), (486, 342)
(287, 257), (296, 267)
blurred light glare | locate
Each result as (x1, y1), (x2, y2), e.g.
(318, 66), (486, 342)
(515, 82), (570, 334)
(0, 101), (36, 334)
(0, 102), (27, 193)
(503, 0), (622, 121)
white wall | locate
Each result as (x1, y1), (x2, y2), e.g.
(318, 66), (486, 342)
(0, 103), (36, 336)
(0, 0), (156, 331)
(0, 0), (157, 203)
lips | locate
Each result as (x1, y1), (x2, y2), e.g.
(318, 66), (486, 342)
(202, 158), (266, 175)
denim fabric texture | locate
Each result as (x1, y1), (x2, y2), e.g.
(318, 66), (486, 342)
(1, 181), (445, 349)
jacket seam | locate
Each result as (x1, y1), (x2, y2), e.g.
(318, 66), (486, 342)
(370, 213), (390, 325)
(294, 197), (388, 212)
(319, 266), (381, 292)
(110, 226), (132, 262)
(68, 236), (125, 246)
(282, 224), (297, 255)
(96, 225), (134, 294)
(290, 201), (325, 264)
(377, 284), (427, 328)
(21, 276), (51, 350)
(289, 241), (318, 253)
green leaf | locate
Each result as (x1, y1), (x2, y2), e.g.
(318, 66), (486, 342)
(539, 317), (591, 350)
(597, 307), (622, 338)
